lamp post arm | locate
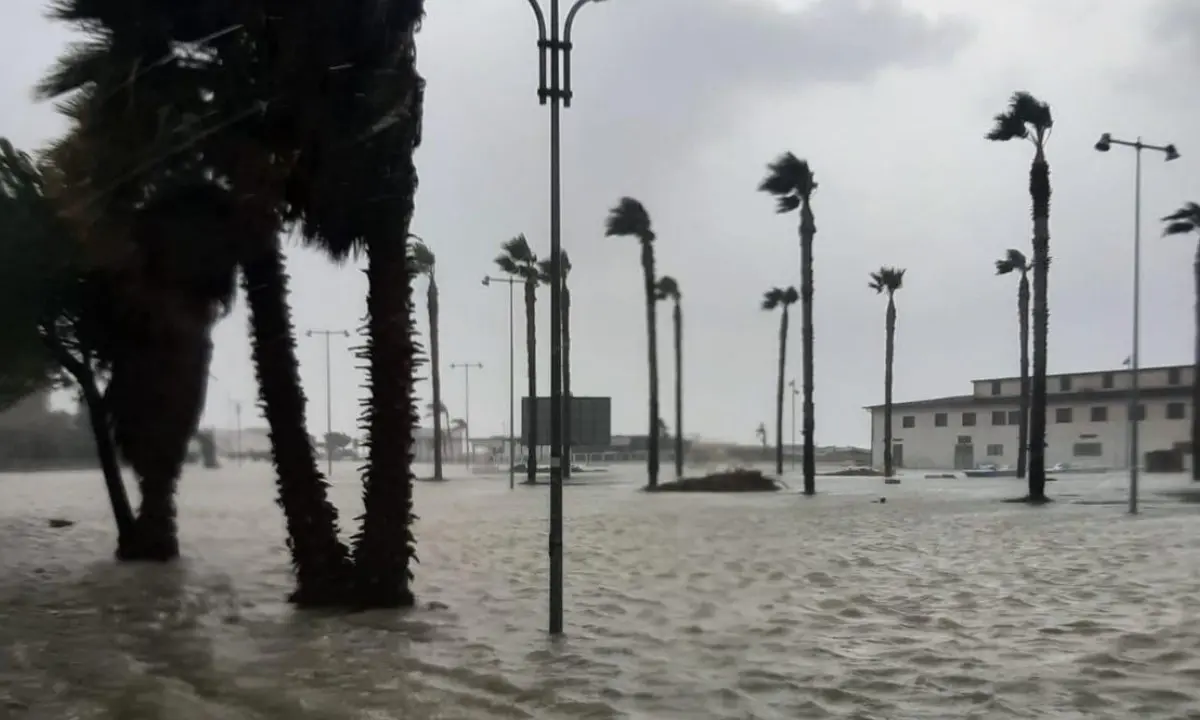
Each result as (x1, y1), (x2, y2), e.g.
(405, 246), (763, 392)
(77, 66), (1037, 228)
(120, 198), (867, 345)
(525, 0), (550, 104)
(562, 0), (596, 107)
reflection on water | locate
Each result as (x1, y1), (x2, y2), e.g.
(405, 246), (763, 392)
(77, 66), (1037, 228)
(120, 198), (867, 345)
(3, 464), (1200, 719)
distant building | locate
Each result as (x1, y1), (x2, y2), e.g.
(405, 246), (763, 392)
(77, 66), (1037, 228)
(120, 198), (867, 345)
(866, 364), (1193, 470)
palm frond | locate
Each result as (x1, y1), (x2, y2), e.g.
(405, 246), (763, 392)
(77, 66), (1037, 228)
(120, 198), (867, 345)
(994, 248), (1027, 274)
(604, 196), (654, 240)
(782, 286), (799, 305)
(408, 238), (435, 275)
(500, 234), (535, 264)
(655, 275), (680, 301)
(986, 91), (1053, 142)
(869, 266), (906, 293)
(536, 248), (571, 283)
(494, 255), (520, 276)
(1162, 202), (1200, 236)
(761, 287), (784, 310)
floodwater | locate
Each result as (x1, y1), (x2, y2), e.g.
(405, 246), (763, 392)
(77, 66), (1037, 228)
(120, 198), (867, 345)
(3, 463), (1200, 719)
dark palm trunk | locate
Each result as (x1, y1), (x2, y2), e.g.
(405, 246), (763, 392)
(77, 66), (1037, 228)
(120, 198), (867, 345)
(428, 280), (444, 480)
(524, 278), (538, 484)
(882, 294), (896, 478)
(774, 306), (790, 476)
(640, 239), (660, 488)
(562, 285), (572, 478)
(1017, 271), (1030, 480)
(672, 299), (684, 478)
(799, 200), (816, 495)
(243, 242), (352, 606)
(1193, 245), (1200, 480)
(1027, 149), (1051, 501)
(352, 222), (417, 608)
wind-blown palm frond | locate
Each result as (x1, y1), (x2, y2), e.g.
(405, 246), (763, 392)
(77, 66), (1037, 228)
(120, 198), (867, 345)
(655, 275), (680, 301)
(986, 91), (1053, 143)
(869, 267), (906, 293)
(495, 234), (538, 280)
(995, 248), (1028, 275)
(1163, 202), (1200, 237)
(604, 197), (654, 241)
(408, 238), (435, 276)
(762, 286), (798, 310)
(536, 249), (571, 283)
(758, 152), (817, 213)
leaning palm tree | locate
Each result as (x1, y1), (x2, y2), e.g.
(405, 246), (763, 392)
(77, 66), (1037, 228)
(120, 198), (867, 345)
(1162, 202), (1200, 481)
(762, 286), (799, 476)
(869, 267), (906, 478)
(987, 91), (1053, 502)
(758, 153), (818, 495)
(410, 240), (444, 479)
(496, 234), (540, 484)
(655, 276), (685, 477)
(755, 422), (768, 452)
(538, 249), (573, 478)
(995, 249), (1031, 479)
(605, 197), (661, 488)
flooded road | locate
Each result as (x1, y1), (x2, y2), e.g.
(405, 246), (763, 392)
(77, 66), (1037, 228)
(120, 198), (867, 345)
(2, 464), (1200, 719)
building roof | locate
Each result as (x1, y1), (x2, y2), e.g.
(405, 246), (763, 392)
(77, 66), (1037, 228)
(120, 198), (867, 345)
(971, 363), (1188, 384)
(864, 384), (1191, 411)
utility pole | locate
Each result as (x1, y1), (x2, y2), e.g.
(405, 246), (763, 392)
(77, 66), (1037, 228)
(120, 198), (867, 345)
(483, 275), (519, 487)
(306, 329), (350, 479)
(449, 362), (483, 467)
(788, 379), (798, 470)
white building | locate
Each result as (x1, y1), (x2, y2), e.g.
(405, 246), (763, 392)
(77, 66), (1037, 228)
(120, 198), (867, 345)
(867, 364), (1193, 470)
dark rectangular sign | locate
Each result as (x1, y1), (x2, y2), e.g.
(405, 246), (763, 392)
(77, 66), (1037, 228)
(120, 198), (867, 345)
(521, 396), (611, 448)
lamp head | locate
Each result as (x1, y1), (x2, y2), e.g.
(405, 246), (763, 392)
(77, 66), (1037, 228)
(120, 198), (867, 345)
(482, 276), (490, 287)
(1094, 133), (1112, 152)
(342, 331), (350, 338)
(305, 330), (313, 337)
(1165, 144), (1181, 161)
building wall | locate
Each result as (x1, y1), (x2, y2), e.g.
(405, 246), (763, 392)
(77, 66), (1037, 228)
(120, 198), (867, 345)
(972, 366), (1194, 399)
(871, 396), (1191, 470)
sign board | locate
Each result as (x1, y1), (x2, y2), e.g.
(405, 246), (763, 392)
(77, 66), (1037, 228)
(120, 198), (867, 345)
(521, 396), (611, 447)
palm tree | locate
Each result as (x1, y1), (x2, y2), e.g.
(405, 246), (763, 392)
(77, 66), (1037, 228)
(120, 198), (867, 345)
(655, 276), (684, 477)
(538, 249), (573, 478)
(605, 197), (661, 488)
(758, 153), (818, 495)
(1162, 202), (1200, 481)
(425, 402), (450, 459)
(496, 235), (540, 484)
(755, 422), (768, 451)
(869, 267), (906, 478)
(762, 286), (799, 476)
(987, 91), (1054, 502)
(995, 249), (1031, 479)
(410, 240), (444, 478)
(450, 418), (468, 461)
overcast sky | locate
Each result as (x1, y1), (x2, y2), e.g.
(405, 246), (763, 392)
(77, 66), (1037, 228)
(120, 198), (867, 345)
(2, 0), (1198, 447)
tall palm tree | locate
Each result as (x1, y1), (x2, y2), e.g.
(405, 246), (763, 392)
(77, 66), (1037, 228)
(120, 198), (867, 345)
(755, 422), (768, 451)
(605, 197), (661, 488)
(995, 249), (1031, 479)
(496, 234), (540, 484)
(869, 267), (906, 478)
(538, 249), (573, 478)
(758, 153), (818, 495)
(655, 276), (684, 478)
(762, 286), (799, 476)
(987, 91), (1054, 502)
(1162, 201), (1200, 481)
(451, 417), (468, 461)
(410, 240), (444, 479)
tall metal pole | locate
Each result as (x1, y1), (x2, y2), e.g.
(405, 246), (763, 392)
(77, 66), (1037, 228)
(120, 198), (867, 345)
(450, 362), (483, 467)
(788, 379), (797, 470)
(1093, 133), (1179, 515)
(235, 401), (243, 466)
(483, 274), (520, 488)
(306, 329), (350, 479)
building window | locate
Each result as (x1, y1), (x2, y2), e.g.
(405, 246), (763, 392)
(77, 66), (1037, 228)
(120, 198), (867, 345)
(1102, 372), (1114, 389)
(1168, 402), (1186, 420)
(1073, 442), (1103, 457)
(991, 380), (1002, 396)
(991, 410), (1007, 426)
(902, 415), (916, 428)
(934, 413), (947, 427)
(1007, 410), (1022, 425)
(1129, 404), (1146, 421)
(1090, 406), (1108, 422)
(957, 435), (972, 445)
(986, 443), (1004, 457)
(962, 412), (976, 427)
(1055, 407), (1073, 423)
(1168, 367), (1182, 385)
(1059, 376), (1073, 392)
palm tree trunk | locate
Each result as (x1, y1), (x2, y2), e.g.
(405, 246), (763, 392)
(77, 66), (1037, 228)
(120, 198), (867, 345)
(428, 280), (444, 480)
(641, 240), (660, 488)
(673, 300), (684, 478)
(352, 224), (417, 609)
(799, 201), (816, 495)
(883, 295), (896, 478)
(1017, 271), (1030, 480)
(524, 279), (538, 485)
(1193, 244), (1200, 480)
(775, 307), (788, 476)
(242, 242), (352, 606)
(562, 285), (572, 479)
(1027, 149), (1051, 501)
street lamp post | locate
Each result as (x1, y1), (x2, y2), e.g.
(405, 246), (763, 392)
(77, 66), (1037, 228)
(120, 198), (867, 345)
(788, 379), (798, 471)
(523, 0), (607, 636)
(1094, 133), (1180, 514)
(449, 362), (483, 467)
(306, 328), (351, 479)
(483, 274), (520, 489)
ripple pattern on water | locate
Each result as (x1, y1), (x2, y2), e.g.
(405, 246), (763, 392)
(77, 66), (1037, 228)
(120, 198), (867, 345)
(2, 466), (1200, 718)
